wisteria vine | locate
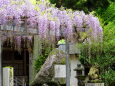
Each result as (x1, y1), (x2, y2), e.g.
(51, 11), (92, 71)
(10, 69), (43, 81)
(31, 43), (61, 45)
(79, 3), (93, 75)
(0, 0), (103, 44)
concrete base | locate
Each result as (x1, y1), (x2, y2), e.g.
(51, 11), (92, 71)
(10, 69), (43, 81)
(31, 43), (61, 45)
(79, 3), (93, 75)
(85, 83), (104, 86)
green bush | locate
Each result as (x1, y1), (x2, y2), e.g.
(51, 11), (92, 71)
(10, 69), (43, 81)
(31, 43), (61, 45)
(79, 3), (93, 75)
(34, 42), (53, 72)
(101, 69), (115, 86)
(79, 2), (115, 85)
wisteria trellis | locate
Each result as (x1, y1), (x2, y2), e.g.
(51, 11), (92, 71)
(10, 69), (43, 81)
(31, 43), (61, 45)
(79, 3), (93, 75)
(0, 0), (103, 44)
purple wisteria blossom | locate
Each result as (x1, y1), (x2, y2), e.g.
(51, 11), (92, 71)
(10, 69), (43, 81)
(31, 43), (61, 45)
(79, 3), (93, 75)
(0, 0), (103, 43)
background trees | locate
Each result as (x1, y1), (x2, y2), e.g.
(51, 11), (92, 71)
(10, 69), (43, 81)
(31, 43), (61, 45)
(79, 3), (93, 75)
(49, 0), (114, 13)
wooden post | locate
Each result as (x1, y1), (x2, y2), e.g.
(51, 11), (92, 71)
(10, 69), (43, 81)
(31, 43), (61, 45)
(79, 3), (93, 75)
(23, 49), (27, 86)
(0, 36), (2, 86)
(32, 35), (39, 78)
(29, 35), (41, 82)
(29, 53), (33, 85)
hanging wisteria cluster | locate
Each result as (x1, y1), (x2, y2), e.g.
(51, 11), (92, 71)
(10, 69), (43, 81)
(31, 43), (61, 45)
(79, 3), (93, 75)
(0, 0), (103, 44)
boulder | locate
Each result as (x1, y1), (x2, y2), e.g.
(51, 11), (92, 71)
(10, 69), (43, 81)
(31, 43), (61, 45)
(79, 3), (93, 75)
(31, 48), (66, 86)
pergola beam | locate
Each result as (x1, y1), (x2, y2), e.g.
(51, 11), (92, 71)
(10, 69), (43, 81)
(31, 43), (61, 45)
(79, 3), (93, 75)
(0, 30), (38, 36)
(0, 25), (38, 36)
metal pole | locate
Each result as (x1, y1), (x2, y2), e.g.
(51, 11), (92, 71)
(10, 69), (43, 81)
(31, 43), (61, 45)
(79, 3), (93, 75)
(65, 40), (70, 86)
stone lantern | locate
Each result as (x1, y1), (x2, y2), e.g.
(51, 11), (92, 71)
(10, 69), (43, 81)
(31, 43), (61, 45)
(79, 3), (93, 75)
(74, 64), (84, 77)
(74, 64), (85, 86)
(57, 39), (81, 86)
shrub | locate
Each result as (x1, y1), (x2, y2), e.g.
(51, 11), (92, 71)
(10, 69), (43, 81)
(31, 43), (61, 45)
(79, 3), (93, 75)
(34, 41), (53, 72)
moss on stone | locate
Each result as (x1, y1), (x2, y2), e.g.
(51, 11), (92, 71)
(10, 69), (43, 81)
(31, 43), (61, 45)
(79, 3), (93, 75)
(60, 57), (66, 64)
(49, 48), (65, 57)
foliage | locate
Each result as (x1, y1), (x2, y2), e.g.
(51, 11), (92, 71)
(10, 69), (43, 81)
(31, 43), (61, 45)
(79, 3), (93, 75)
(80, 42), (114, 68)
(34, 41), (52, 72)
(101, 22), (115, 86)
(49, 0), (114, 13)
(96, 2), (115, 25)
(80, 40), (115, 85)
(101, 69), (115, 86)
(80, 2), (115, 85)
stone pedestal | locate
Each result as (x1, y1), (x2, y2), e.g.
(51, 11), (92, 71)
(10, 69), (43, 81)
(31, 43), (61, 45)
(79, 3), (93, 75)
(85, 83), (104, 86)
(3, 67), (14, 86)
